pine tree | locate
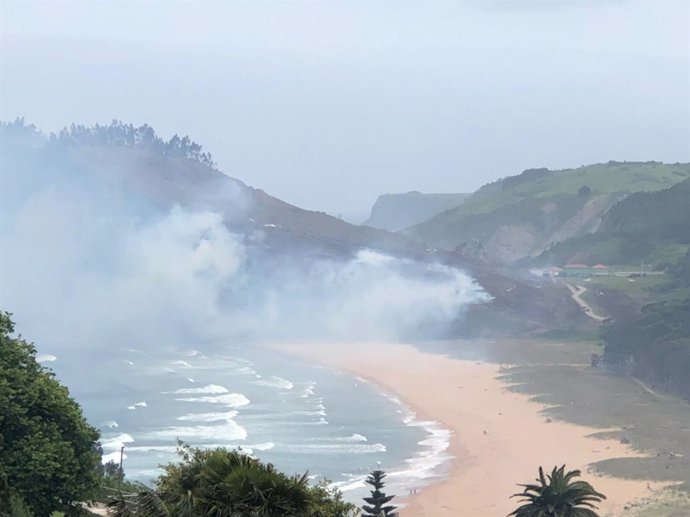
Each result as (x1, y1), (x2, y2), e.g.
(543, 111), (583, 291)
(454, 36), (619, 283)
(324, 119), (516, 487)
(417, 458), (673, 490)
(362, 470), (397, 517)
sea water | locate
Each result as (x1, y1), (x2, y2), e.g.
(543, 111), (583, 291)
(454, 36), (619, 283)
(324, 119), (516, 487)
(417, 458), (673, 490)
(49, 344), (452, 502)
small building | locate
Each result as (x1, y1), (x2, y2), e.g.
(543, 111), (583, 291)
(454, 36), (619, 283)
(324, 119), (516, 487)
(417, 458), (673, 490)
(542, 266), (563, 278)
(563, 263), (590, 277)
(591, 264), (610, 276)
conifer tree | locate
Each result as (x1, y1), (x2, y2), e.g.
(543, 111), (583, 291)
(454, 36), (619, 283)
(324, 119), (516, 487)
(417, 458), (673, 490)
(362, 470), (397, 517)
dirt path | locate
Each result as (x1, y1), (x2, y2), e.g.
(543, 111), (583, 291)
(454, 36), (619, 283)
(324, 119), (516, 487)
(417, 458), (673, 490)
(564, 282), (608, 321)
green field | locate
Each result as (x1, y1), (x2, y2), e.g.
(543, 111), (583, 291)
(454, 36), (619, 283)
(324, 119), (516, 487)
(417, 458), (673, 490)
(439, 161), (690, 218)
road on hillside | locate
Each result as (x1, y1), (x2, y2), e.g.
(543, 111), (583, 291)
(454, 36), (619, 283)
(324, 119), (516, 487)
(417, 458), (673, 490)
(564, 282), (608, 321)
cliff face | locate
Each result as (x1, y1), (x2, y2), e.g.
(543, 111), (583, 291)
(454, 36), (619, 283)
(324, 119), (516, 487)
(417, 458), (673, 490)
(363, 191), (469, 232)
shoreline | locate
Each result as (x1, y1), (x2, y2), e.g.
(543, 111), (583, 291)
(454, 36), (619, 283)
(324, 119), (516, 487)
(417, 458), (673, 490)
(273, 341), (670, 517)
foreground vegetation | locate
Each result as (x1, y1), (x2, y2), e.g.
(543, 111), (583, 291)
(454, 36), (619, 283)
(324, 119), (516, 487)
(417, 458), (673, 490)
(0, 312), (101, 515)
(510, 465), (606, 517)
(106, 445), (355, 517)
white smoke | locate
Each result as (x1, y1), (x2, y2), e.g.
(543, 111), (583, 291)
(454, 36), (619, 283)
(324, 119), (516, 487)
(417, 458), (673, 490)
(0, 133), (489, 351)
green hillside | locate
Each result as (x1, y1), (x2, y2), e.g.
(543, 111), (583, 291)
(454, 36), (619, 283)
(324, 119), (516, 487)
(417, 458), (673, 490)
(402, 162), (690, 263)
(534, 178), (690, 269)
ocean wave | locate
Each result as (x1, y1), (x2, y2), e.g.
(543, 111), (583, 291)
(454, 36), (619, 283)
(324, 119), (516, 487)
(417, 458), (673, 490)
(126, 445), (179, 453)
(363, 387), (453, 492)
(102, 433), (135, 451)
(175, 393), (250, 408)
(169, 384), (229, 395)
(36, 354), (57, 363)
(331, 474), (368, 492)
(241, 442), (276, 456)
(146, 420), (248, 442)
(290, 409), (327, 417)
(255, 376), (294, 390)
(101, 420), (119, 429)
(392, 418), (452, 481)
(176, 411), (238, 422)
(282, 443), (385, 454)
(300, 382), (316, 398)
(338, 433), (368, 443)
(312, 433), (367, 443)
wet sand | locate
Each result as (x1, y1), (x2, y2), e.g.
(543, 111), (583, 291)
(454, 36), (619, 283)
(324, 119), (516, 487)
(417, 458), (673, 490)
(275, 341), (672, 517)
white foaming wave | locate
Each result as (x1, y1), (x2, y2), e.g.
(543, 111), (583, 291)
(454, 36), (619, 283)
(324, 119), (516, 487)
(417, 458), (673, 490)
(290, 409), (327, 417)
(102, 433), (135, 451)
(242, 442), (276, 456)
(36, 354), (57, 363)
(126, 445), (178, 453)
(255, 375), (294, 390)
(235, 366), (257, 375)
(300, 382), (316, 398)
(147, 421), (247, 441)
(282, 443), (385, 454)
(313, 433), (367, 443)
(101, 420), (119, 429)
(331, 474), (368, 492)
(340, 433), (368, 442)
(390, 417), (453, 482)
(175, 393), (250, 408)
(135, 401), (147, 407)
(176, 411), (238, 422)
(384, 398), (453, 488)
(172, 360), (193, 368)
(168, 384), (229, 395)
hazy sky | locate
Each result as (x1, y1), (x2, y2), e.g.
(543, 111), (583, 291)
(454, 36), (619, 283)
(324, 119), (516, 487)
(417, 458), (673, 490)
(1, 1), (689, 220)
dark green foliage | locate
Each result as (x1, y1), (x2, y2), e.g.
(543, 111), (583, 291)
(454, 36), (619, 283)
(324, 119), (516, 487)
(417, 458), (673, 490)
(602, 298), (690, 399)
(49, 120), (215, 168)
(578, 185), (592, 197)
(0, 118), (215, 169)
(509, 465), (606, 517)
(107, 444), (355, 517)
(361, 470), (397, 517)
(0, 312), (101, 515)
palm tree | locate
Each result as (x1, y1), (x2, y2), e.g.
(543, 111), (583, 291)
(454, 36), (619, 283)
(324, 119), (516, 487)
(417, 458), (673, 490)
(509, 465), (606, 517)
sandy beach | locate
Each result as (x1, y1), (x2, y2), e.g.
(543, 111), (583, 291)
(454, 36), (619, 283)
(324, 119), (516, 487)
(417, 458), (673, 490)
(275, 342), (670, 517)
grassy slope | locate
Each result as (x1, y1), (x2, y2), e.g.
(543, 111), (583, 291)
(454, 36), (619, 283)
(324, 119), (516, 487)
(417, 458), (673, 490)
(403, 162), (690, 250)
(534, 177), (690, 270)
